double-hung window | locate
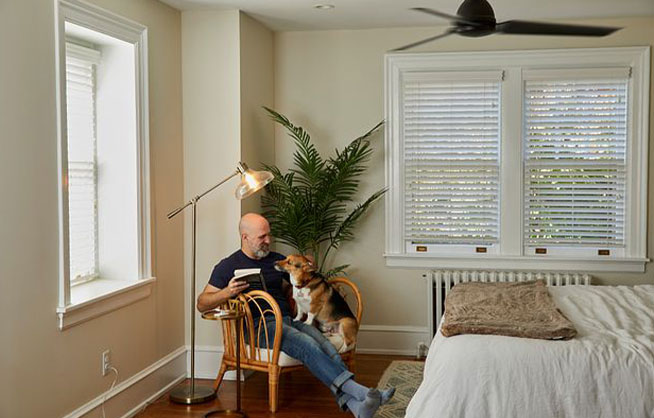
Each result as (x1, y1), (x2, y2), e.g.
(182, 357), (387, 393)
(403, 71), (502, 254)
(55, 0), (153, 329)
(523, 69), (630, 258)
(385, 47), (649, 272)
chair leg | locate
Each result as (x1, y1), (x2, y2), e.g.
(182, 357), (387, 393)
(213, 362), (228, 390)
(268, 365), (280, 412)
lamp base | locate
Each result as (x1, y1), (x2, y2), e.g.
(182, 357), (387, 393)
(169, 384), (216, 404)
(205, 410), (247, 418)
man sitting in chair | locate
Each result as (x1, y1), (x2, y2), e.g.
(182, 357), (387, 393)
(197, 213), (394, 418)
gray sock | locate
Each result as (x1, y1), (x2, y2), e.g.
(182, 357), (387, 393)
(346, 390), (381, 418)
(341, 378), (372, 401)
(380, 387), (396, 404)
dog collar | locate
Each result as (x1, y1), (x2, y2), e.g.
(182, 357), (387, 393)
(295, 277), (322, 290)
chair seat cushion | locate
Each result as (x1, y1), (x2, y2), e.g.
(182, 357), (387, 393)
(245, 345), (303, 367)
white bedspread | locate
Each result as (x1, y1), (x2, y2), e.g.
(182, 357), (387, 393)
(406, 285), (654, 418)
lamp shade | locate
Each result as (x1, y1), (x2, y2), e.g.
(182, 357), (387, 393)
(235, 163), (274, 200)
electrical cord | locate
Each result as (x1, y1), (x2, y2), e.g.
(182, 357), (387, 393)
(101, 366), (119, 418)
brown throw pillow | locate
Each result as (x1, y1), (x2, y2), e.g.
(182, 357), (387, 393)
(441, 280), (577, 340)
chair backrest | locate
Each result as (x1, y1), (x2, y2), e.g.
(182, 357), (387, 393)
(220, 279), (362, 368)
(328, 277), (363, 324)
(220, 291), (284, 366)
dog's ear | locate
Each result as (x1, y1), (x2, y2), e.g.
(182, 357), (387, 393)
(302, 259), (317, 273)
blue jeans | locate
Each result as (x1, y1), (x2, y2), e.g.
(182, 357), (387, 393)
(256, 316), (354, 407)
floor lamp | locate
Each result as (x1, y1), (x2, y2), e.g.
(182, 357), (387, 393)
(167, 162), (274, 404)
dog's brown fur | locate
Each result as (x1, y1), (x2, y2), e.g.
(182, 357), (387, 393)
(275, 254), (358, 351)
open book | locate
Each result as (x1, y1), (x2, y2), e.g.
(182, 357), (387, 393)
(233, 268), (267, 292)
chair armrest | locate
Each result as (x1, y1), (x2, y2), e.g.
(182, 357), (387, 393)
(328, 277), (363, 324)
(238, 290), (284, 364)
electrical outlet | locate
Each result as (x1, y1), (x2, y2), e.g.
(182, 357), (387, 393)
(102, 350), (111, 376)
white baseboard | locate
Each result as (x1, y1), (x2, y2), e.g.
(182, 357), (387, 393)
(193, 325), (431, 368)
(62, 346), (187, 418)
(191, 345), (224, 379)
(356, 325), (430, 356)
(191, 345), (252, 381)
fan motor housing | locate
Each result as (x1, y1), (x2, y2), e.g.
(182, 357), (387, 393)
(457, 0), (496, 20)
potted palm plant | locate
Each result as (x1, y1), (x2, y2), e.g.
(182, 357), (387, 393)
(262, 107), (386, 277)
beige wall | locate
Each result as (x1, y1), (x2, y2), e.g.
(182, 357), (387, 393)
(273, 17), (654, 329)
(182, 9), (242, 349)
(0, 0), (184, 416)
(239, 12), (275, 216)
(182, 11), (275, 349)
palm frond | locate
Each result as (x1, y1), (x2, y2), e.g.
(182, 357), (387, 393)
(324, 264), (350, 278)
(263, 106), (324, 188)
(261, 109), (385, 275)
(316, 121), (383, 222)
(329, 188), (387, 248)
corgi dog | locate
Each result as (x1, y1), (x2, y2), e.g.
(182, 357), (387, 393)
(275, 254), (358, 351)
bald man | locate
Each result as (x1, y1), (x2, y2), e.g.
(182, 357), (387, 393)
(197, 213), (394, 418)
(197, 213), (290, 314)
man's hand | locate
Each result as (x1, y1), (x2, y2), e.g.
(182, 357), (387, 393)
(227, 277), (249, 297)
(197, 278), (249, 312)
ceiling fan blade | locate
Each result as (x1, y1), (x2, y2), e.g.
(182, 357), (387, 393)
(411, 7), (479, 26)
(390, 30), (457, 52)
(496, 20), (620, 37)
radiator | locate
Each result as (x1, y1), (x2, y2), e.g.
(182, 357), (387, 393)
(424, 270), (591, 337)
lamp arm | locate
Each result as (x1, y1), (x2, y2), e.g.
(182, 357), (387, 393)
(167, 168), (241, 219)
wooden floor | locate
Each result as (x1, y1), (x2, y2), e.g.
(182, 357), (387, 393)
(136, 354), (413, 418)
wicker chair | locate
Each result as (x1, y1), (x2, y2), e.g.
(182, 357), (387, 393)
(212, 277), (363, 412)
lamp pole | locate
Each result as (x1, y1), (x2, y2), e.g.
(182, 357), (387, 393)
(166, 165), (247, 404)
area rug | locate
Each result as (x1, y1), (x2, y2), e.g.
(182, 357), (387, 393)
(374, 360), (424, 418)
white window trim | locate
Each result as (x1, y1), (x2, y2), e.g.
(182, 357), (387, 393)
(56, 278), (155, 330)
(384, 47), (650, 272)
(55, 0), (153, 330)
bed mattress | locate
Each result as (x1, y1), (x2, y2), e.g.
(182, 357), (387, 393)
(406, 285), (654, 418)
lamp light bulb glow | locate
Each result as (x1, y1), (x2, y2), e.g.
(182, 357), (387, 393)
(244, 172), (257, 188)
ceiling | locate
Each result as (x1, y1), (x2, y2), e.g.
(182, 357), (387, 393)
(159, 0), (654, 31)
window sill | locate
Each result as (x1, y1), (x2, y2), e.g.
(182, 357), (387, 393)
(384, 254), (648, 273)
(57, 277), (156, 330)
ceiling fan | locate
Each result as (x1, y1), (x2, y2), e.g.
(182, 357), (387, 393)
(392, 0), (621, 51)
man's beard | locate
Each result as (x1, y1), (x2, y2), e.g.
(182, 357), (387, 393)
(253, 245), (270, 259)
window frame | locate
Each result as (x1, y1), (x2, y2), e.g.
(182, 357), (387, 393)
(401, 70), (503, 254)
(55, 0), (153, 329)
(384, 47), (650, 272)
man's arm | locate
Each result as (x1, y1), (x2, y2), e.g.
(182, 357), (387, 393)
(196, 278), (249, 312)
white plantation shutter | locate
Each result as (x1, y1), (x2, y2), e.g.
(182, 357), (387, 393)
(403, 71), (502, 245)
(66, 44), (101, 282)
(523, 69), (629, 248)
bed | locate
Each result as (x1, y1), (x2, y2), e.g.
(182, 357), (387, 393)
(405, 284), (654, 418)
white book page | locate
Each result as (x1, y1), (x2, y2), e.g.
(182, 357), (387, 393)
(233, 268), (261, 278)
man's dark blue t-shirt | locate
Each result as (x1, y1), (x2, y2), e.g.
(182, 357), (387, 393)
(209, 250), (292, 318)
